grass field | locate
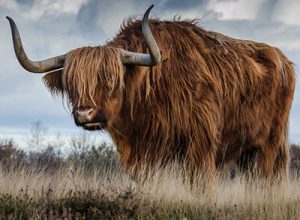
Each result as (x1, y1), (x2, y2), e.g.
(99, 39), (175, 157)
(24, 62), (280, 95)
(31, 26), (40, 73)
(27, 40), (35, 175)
(0, 135), (300, 219)
(0, 163), (300, 219)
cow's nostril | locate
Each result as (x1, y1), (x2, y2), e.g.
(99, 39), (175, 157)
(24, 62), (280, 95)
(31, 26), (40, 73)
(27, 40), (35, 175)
(75, 108), (94, 117)
(86, 108), (93, 115)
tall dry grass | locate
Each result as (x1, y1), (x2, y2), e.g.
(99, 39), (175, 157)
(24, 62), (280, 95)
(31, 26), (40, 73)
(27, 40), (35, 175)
(0, 163), (299, 219)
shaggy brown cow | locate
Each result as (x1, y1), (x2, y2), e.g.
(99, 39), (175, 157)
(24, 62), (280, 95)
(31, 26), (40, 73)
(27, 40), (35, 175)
(7, 6), (295, 180)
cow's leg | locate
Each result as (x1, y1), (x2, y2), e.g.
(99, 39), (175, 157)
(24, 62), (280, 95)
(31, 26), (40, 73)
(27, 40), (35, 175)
(186, 142), (217, 185)
(237, 148), (258, 175)
(252, 148), (278, 178)
(185, 98), (220, 185)
(269, 121), (290, 180)
(273, 142), (289, 180)
(237, 146), (278, 179)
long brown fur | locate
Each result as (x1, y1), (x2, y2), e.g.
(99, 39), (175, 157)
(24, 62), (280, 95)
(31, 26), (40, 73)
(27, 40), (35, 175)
(62, 46), (124, 107)
(44, 19), (296, 179)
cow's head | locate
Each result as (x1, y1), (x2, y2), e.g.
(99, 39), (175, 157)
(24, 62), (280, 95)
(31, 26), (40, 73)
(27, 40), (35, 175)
(7, 6), (161, 131)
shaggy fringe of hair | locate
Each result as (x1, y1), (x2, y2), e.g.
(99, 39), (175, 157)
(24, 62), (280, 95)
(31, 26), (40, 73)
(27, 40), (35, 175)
(62, 46), (124, 107)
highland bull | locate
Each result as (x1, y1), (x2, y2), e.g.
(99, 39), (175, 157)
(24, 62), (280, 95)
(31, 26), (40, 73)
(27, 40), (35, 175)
(7, 6), (295, 179)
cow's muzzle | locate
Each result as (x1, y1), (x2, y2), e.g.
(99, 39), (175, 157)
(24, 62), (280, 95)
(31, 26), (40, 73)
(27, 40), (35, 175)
(73, 107), (107, 130)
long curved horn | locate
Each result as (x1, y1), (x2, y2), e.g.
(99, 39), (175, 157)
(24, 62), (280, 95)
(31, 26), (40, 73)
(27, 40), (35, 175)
(120, 5), (161, 66)
(6, 16), (66, 73)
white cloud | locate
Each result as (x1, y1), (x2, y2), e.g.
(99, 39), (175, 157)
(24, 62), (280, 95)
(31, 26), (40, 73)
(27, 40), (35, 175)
(208, 0), (264, 20)
(28, 0), (88, 19)
(0, 0), (88, 20)
(272, 0), (300, 26)
(95, 1), (136, 36)
(0, 0), (19, 11)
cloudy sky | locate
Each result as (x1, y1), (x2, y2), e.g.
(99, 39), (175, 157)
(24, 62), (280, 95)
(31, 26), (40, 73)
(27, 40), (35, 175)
(0, 0), (300, 148)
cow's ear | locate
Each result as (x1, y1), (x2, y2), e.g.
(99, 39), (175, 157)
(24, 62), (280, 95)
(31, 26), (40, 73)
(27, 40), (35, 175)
(43, 69), (64, 95)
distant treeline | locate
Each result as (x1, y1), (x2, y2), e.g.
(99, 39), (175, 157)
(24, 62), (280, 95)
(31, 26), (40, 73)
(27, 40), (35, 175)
(0, 137), (118, 173)
(0, 137), (300, 176)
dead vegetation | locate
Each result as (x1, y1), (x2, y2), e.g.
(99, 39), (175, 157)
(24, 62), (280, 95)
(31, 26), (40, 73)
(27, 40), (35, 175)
(0, 131), (300, 219)
(0, 161), (300, 219)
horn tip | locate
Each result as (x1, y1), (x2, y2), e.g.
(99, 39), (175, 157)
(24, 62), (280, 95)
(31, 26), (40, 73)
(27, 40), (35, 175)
(6, 16), (14, 24)
(6, 16), (17, 30)
(144, 5), (154, 21)
(147, 4), (154, 12)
